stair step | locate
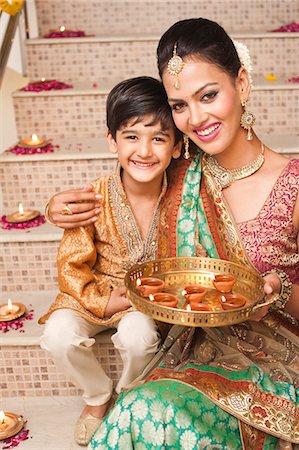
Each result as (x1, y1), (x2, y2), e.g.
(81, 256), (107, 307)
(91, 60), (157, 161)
(26, 32), (299, 82)
(35, 0), (298, 36)
(1, 396), (83, 449)
(12, 80), (299, 139)
(0, 291), (123, 397)
(0, 135), (297, 211)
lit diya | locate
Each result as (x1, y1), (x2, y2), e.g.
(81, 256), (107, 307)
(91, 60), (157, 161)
(18, 133), (48, 148)
(136, 277), (165, 297)
(220, 294), (247, 310)
(0, 410), (24, 440)
(212, 274), (236, 293)
(149, 293), (178, 308)
(0, 299), (26, 322)
(182, 285), (207, 302)
(184, 302), (212, 311)
(6, 203), (40, 224)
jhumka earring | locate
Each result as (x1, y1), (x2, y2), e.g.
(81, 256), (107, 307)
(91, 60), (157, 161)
(167, 42), (184, 89)
(183, 135), (190, 159)
(240, 99), (256, 141)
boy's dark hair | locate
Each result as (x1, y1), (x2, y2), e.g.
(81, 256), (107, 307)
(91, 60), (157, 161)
(157, 18), (241, 82)
(106, 76), (182, 143)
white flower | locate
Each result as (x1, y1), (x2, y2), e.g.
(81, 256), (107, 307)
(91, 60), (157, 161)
(107, 403), (121, 424)
(150, 400), (164, 422)
(175, 409), (192, 429)
(198, 436), (212, 450)
(140, 386), (157, 400)
(152, 424), (164, 446)
(135, 443), (147, 450)
(141, 420), (156, 443)
(107, 427), (119, 447)
(118, 432), (133, 449)
(202, 411), (215, 427)
(118, 409), (131, 430)
(165, 404), (174, 423)
(180, 430), (197, 450)
(131, 399), (148, 420)
(122, 390), (138, 407)
(180, 218), (194, 233)
(228, 416), (238, 430)
(187, 400), (200, 417)
(232, 40), (253, 87)
(165, 424), (178, 445)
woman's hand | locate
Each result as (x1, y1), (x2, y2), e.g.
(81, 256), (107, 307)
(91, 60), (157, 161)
(104, 287), (131, 318)
(250, 273), (281, 322)
(47, 184), (102, 228)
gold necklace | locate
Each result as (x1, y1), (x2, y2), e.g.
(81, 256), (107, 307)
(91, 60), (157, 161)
(204, 143), (265, 189)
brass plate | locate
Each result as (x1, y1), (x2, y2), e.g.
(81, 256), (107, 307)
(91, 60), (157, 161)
(125, 257), (265, 327)
(0, 303), (26, 322)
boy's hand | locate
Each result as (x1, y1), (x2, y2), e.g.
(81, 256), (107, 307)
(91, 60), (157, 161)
(104, 287), (131, 318)
(47, 184), (102, 229)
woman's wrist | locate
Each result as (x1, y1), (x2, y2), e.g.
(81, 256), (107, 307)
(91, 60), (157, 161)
(262, 269), (292, 311)
(44, 202), (57, 226)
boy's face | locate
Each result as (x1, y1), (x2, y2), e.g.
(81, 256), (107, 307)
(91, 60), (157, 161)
(107, 115), (181, 185)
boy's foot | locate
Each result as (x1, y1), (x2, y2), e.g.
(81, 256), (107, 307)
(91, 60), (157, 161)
(74, 402), (110, 446)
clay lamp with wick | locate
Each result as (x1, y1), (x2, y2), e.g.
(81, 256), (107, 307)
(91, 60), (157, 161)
(0, 410), (24, 440)
(136, 277), (165, 297)
(184, 301), (212, 312)
(212, 274), (236, 293)
(220, 294), (247, 310)
(149, 293), (178, 308)
(182, 285), (207, 302)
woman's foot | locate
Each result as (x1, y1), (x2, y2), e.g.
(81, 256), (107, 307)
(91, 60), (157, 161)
(74, 401), (110, 446)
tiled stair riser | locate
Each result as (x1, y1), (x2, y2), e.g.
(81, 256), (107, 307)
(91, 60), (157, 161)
(25, 37), (299, 83)
(13, 90), (299, 139)
(35, 0), (298, 36)
(1, 241), (59, 292)
(0, 158), (116, 209)
(0, 342), (123, 397)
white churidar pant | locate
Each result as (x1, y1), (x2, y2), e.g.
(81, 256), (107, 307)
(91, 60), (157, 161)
(40, 309), (160, 406)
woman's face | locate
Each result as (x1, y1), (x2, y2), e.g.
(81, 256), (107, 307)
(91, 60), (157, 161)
(162, 58), (246, 156)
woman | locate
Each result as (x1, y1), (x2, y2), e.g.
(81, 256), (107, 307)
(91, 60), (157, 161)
(48, 18), (299, 449)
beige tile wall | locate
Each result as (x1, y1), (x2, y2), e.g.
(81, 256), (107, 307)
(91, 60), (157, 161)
(35, 0), (299, 35)
(1, 241), (59, 292)
(0, 159), (116, 209)
(25, 36), (299, 83)
(13, 89), (299, 139)
(0, 343), (123, 397)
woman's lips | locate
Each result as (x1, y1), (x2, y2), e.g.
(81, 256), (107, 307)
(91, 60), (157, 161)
(193, 123), (221, 142)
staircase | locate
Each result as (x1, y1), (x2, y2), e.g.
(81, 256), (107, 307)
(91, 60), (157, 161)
(0, 0), (298, 447)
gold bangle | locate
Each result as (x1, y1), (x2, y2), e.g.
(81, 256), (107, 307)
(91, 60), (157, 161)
(44, 202), (57, 226)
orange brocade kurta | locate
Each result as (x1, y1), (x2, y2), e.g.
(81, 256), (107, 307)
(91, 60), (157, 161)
(39, 171), (166, 327)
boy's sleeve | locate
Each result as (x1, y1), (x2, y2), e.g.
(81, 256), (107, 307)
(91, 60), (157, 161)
(57, 224), (111, 318)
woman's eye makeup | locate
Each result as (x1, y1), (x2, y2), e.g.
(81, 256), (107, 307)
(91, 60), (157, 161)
(170, 102), (185, 112)
(201, 91), (218, 101)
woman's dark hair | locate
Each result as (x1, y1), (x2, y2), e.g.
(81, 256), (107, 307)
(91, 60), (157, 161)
(157, 18), (241, 81)
(106, 76), (182, 143)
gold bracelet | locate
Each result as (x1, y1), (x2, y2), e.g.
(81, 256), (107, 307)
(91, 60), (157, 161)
(262, 269), (292, 311)
(44, 203), (57, 226)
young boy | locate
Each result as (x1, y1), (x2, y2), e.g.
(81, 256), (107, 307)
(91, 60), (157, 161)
(39, 76), (182, 446)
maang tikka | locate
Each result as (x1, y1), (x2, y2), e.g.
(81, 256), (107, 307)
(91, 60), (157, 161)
(167, 42), (184, 89)
(240, 99), (256, 141)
